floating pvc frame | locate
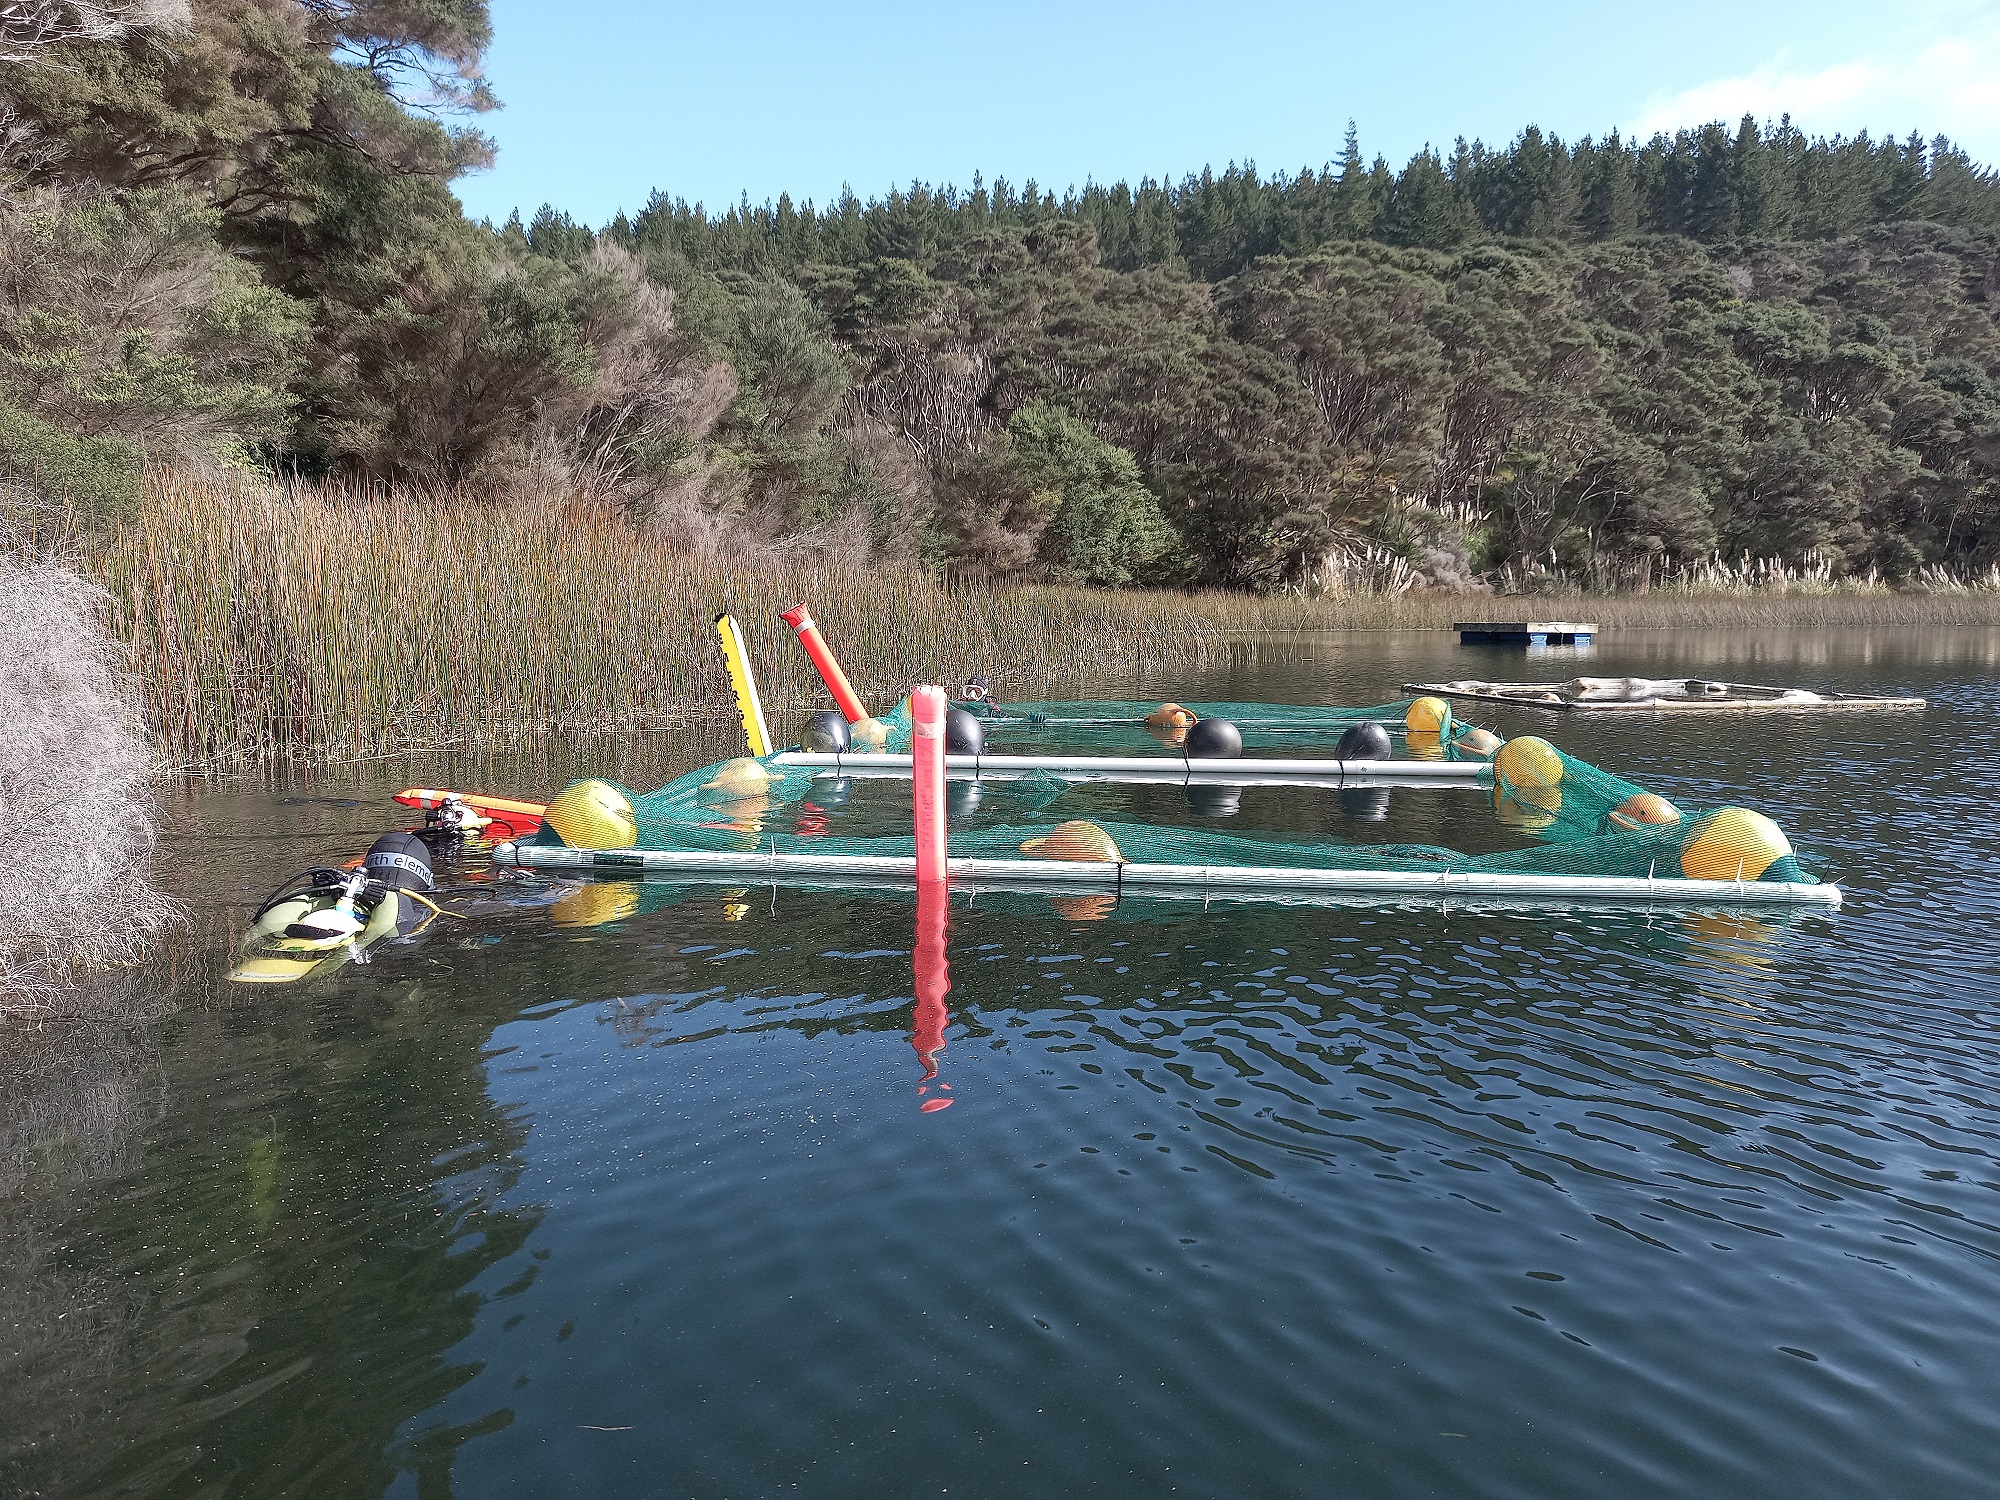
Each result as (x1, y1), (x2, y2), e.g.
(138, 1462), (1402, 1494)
(544, 867), (1839, 918)
(492, 844), (1841, 908)
(771, 751), (1489, 783)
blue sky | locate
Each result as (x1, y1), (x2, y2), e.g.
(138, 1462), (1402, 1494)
(454, 0), (2000, 227)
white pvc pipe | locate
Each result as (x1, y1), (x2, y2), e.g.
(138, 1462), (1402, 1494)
(492, 843), (1841, 907)
(818, 766), (1485, 792)
(773, 751), (1488, 782)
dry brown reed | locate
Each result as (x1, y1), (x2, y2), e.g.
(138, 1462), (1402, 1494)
(80, 472), (2000, 765)
(89, 473), (1240, 763)
(0, 551), (179, 1009)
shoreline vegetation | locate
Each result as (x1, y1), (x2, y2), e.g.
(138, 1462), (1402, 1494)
(5, 8), (2000, 617)
(64, 472), (2000, 767)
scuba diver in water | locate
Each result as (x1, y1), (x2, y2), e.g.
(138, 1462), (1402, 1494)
(960, 673), (991, 704)
(421, 791), (490, 839)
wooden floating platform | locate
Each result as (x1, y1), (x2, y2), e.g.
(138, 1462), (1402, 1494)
(1407, 677), (1927, 713)
(771, 750), (1489, 784)
(1456, 620), (1597, 646)
(491, 844), (1840, 907)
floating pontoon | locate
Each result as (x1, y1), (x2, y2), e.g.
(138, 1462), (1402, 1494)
(1455, 620), (1597, 646)
(492, 844), (1840, 907)
(1406, 677), (1926, 712)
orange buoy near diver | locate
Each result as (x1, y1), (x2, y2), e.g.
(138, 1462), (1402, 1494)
(1145, 703), (1196, 729)
(1608, 792), (1681, 830)
(395, 788), (547, 837)
(1457, 726), (1503, 758)
(1022, 821), (1123, 863)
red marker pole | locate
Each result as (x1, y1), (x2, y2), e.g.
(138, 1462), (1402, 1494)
(779, 603), (869, 724)
(912, 689), (952, 1110)
(911, 685), (948, 887)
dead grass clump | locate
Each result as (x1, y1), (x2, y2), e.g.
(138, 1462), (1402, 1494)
(0, 554), (178, 1009)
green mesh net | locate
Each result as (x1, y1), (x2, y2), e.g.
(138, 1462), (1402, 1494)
(813, 694), (1495, 761)
(526, 698), (1817, 890)
(966, 696), (1419, 729)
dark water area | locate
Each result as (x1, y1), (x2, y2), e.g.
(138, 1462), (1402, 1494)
(4, 628), (1998, 1499)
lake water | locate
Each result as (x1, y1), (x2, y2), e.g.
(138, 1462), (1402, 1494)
(4, 628), (1998, 1499)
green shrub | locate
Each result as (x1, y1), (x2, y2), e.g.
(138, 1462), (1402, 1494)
(1010, 405), (1182, 586)
(0, 403), (141, 523)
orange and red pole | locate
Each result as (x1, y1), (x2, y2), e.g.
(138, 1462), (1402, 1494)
(779, 603), (869, 723)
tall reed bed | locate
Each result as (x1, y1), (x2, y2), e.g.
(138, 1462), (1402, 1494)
(90, 475), (1240, 763)
(80, 474), (2000, 764)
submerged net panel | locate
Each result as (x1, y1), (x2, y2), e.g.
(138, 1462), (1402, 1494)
(969, 697), (1421, 728)
(775, 695), (1494, 762)
(528, 722), (1815, 888)
(960, 695), (1498, 760)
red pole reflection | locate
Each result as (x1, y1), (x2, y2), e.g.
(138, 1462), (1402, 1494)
(913, 878), (953, 1111)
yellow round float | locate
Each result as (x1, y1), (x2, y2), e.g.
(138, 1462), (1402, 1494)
(1495, 735), (1565, 791)
(1681, 807), (1793, 882)
(1406, 696), (1453, 734)
(544, 779), (638, 850)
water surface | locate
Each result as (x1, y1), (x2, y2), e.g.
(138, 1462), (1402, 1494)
(4, 627), (1997, 1499)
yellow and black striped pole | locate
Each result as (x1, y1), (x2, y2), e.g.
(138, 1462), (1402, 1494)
(714, 612), (773, 757)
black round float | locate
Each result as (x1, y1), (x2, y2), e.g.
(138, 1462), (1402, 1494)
(1184, 717), (1242, 758)
(1335, 722), (1393, 761)
(803, 710), (851, 754)
(945, 707), (985, 755)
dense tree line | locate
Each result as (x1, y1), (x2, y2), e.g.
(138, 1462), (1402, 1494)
(3, 2), (1998, 590)
(613, 120), (2000, 282)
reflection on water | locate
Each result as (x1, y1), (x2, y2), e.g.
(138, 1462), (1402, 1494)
(3, 626), (1999, 1499)
(1184, 781), (1243, 817)
(1340, 784), (1392, 821)
(1679, 909), (1786, 972)
(912, 882), (953, 1111)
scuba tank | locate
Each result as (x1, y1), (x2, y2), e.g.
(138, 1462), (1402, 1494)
(363, 829), (434, 889)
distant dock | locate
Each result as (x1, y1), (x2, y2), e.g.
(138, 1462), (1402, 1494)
(1455, 620), (1597, 646)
